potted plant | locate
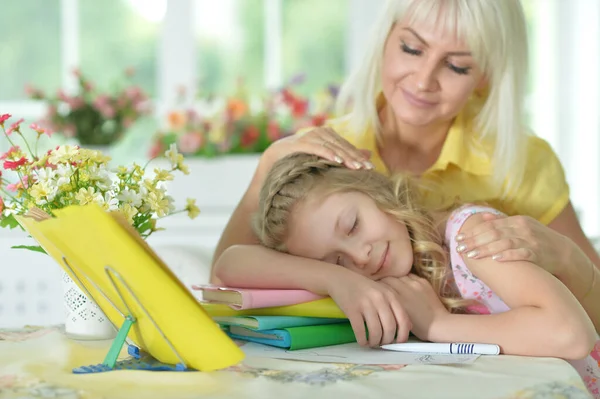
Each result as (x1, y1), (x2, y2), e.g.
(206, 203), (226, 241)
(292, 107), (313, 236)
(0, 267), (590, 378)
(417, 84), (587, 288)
(26, 68), (151, 148)
(0, 114), (199, 339)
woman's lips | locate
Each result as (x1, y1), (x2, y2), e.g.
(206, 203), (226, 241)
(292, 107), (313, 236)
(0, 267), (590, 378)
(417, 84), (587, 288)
(402, 88), (437, 108)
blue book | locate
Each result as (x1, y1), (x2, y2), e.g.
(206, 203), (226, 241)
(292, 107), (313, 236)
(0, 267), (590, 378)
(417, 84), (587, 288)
(212, 315), (346, 331)
(226, 323), (356, 350)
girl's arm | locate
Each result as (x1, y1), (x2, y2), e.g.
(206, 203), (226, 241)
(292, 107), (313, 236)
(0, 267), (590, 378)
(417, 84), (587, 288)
(213, 244), (343, 295)
(214, 244), (414, 347)
(431, 214), (597, 360)
(455, 203), (600, 331)
(210, 167), (266, 285)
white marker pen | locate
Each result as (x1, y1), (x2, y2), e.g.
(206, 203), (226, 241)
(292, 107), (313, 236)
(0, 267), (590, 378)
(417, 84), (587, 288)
(380, 342), (500, 355)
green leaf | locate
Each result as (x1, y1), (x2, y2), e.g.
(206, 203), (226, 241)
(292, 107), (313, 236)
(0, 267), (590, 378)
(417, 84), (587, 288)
(11, 245), (47, 254)
(136, 218), (154, 236)
(0, 214), (21, 230)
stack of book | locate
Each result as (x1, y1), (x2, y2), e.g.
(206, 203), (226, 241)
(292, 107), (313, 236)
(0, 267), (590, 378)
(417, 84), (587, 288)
(193, 285), (355, 350)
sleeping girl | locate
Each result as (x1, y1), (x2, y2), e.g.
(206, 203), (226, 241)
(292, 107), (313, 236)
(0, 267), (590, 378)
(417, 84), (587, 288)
(213, 152), (599, 397)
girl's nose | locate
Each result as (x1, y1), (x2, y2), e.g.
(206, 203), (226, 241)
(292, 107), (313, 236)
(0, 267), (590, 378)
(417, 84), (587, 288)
(349, 244), (371, 268)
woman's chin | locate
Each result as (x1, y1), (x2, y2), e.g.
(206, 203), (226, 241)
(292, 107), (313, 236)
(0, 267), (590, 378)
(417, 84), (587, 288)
(392, 108), (436, 128)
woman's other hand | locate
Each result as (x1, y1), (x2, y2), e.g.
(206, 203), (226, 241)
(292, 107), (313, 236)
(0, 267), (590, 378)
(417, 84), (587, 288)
(381, 275), (449, 342)
(260, 126), (374, 173)
(455, 213), (568, 275)
(327, 270), (411, 347)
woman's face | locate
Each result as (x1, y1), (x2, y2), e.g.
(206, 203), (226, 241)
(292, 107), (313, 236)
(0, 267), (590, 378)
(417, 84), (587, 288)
(381, 20), (486, 128)
(283, 190), (414, 280)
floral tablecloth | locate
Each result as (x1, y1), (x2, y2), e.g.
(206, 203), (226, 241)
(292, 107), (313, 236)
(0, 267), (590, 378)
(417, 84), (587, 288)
(0, 326), (591, 399)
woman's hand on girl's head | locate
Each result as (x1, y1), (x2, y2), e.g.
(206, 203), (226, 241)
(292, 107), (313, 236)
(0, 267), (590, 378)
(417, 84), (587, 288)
(326, 270), (411, 347)
(455, 213), (565, 276)
(381, 274), (449, 342)
(260, 126), (374, 174)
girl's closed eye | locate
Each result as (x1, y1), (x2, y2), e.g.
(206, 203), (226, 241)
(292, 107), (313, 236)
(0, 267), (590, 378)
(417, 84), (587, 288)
(348, 216), (359, 235)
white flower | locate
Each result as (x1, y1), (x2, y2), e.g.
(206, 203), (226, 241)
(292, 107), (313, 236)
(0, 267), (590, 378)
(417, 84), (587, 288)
(165, 194), (176, 213)
(35, 168), (56, 186)
(102, 192), (119, 211)
(29, 181), (58, 205)
(117, 188), (143, 207)
(87, 165), (114, 191)
(165, 143), (184, 169)
(55, 164), (74, 187)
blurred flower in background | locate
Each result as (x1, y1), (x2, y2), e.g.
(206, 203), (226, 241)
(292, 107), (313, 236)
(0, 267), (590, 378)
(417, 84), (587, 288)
(26, 68), (152, 146)
(149, 75), (338, 158)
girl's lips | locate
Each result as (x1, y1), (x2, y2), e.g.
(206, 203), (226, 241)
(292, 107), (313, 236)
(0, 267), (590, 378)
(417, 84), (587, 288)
(374, 242), (390, 275)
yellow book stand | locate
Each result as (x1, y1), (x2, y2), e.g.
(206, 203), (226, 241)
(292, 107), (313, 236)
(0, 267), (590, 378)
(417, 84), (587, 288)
(16, 204), (244, 372)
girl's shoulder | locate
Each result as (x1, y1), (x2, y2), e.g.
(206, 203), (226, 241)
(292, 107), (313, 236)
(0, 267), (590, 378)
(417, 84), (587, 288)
(444, 204), (506, 242)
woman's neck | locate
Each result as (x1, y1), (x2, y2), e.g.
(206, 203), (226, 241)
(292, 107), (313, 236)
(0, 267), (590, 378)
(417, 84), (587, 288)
(378, 105), (453, 175)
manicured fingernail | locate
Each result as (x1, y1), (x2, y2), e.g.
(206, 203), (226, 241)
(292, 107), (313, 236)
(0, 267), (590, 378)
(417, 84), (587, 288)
(466, 250), (479, 258)
(456, 234), (465, 241)
(364, 161), (375, 169)
(334, 156), (343, 164)
(456, 244), (467, 253)
(353, 161), (362, 169)
(492, 254), (502, 261)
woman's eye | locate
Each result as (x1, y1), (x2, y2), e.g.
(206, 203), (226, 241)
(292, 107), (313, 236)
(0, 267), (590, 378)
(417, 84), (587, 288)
(446, 62), (471, 75)
(401, 41), (421, 56)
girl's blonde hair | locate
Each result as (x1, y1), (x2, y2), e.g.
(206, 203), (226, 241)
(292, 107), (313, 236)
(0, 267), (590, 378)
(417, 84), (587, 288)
(334, 0), (530, 195)
(254, 153), (468, 311)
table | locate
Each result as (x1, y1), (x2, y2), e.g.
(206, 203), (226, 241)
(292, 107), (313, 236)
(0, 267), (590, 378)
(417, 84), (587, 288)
(0, 326), (592, 399)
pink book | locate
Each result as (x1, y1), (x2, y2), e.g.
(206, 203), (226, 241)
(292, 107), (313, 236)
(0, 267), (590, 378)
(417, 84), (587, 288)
(191, 284), (324, 310)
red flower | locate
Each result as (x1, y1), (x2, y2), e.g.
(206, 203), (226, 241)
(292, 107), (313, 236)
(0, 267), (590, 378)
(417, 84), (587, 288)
(240, 125), (260, 147)
(6, 118), (24, 135)
(3, 157), (28, 170)
(267, 121), (281, 141)
(291, 99), (308, 118)
(0, 114), (11, 126)
(29, 123), (52, 136)
(148, 142), (164, 159)
(281, 89), (296, 105)
(312, 114), (327, 126)
(0, 146), (21, 160)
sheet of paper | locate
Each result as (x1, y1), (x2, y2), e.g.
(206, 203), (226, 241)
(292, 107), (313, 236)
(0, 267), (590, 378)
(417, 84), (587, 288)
(239, 342), (480, 365)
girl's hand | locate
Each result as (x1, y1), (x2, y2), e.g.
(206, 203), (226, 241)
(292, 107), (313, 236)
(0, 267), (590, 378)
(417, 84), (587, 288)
(381, 274), (449, 341)
(455, 213), (569, 276)
(327, 271), (411, 347)
(260, 126), (374, 173)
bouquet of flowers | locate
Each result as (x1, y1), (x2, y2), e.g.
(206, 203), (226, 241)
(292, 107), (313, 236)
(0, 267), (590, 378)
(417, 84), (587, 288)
(26, 68), (151, 146)
(0, 114), (199, 253)
(148, 79), (338, 158)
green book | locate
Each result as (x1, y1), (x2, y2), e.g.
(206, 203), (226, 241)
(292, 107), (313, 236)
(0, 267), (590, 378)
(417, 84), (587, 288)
(226, 322), (356, 350)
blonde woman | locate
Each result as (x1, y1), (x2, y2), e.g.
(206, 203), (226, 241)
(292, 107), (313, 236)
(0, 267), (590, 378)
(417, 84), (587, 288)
(211, 0), (599, 330)
(213, 153), (600, 398)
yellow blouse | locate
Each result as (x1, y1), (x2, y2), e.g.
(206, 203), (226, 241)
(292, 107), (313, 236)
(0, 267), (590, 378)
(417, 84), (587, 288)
(318, 114), (570, 225)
